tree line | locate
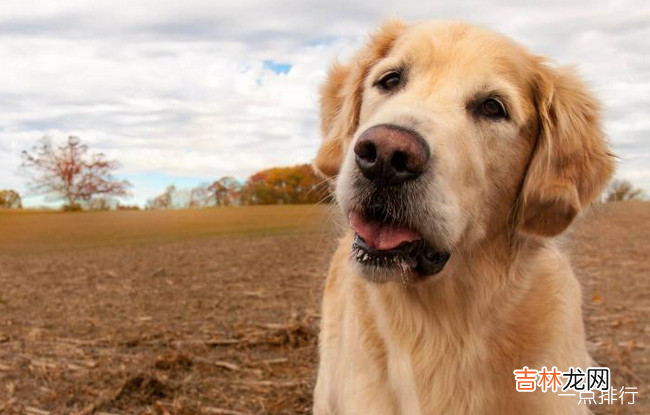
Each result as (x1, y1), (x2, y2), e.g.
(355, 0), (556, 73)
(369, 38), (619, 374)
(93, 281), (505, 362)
(0, 135), (644, 210)
(145, 165), (329, 210)
(1, 135), (329, 210)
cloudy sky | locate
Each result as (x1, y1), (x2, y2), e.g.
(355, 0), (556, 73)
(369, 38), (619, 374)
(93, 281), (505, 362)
(1, 0), (648, 206)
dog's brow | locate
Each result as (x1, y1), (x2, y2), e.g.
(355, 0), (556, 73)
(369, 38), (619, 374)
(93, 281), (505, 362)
(369, 59), (406, 80)
(472, 84), (509, 101)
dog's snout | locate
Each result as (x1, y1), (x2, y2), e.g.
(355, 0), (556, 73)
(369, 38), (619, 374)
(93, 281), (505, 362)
(354, 124), (430, 186)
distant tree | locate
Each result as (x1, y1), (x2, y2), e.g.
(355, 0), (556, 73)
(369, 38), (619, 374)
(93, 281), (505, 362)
(208, 176), (242, 206)
(189, 185), (210, 208)
(146, 185), (177, 210)
(21, 136), (131, 209)
(0, 189), (22, 209)
(242, 164), (329, 205)
(606, 178), (644, 202)
(241, 170), (276, 205)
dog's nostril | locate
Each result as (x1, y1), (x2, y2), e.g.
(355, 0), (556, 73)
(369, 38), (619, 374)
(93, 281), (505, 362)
(391, 151), (408, 173)
(356, 141), (377, 162)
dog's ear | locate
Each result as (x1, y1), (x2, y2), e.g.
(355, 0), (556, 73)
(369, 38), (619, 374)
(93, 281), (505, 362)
(519, 62), (615, 237)
(313, 62), (356, 178)
(313, 19), (406, 178)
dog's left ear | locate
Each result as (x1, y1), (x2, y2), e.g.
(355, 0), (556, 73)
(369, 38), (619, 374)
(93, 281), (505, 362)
(520, 62), (615, 237)
(313, 19), (406, 179)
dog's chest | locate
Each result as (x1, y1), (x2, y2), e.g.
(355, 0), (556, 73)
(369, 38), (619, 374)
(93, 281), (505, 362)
(367, 292), (498, 414)
(383, 331), (497, 414)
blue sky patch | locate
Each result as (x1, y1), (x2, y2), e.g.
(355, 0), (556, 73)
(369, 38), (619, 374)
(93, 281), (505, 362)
(263, 60), (292, 75)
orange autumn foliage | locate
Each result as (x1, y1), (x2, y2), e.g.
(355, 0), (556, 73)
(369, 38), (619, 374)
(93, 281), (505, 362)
(242, 164), (330, 205)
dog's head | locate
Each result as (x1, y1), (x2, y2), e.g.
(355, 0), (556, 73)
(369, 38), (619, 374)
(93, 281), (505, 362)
(314, 20), (614, 283)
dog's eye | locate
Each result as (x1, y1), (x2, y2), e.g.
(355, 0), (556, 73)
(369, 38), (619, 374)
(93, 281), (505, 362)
(376, 71), (402, 92)
(477, 97), (507, 119)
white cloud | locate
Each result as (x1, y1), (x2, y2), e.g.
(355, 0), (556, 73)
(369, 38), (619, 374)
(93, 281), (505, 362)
(0, 0), (648, 205)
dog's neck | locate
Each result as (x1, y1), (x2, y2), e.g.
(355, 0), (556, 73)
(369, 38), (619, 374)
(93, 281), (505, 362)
(362, 230), (549, 346)
(351, 231), (570, 415)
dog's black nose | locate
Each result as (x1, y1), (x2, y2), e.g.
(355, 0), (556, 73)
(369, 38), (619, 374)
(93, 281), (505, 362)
(354, 124), (430, 186)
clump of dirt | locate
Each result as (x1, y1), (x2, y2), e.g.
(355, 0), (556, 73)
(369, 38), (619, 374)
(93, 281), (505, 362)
(110, 374), (171, 408)
(154, 352), (193, 371)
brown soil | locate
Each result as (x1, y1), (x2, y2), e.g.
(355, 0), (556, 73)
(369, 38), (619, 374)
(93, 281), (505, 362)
(0, 202), (647, 414)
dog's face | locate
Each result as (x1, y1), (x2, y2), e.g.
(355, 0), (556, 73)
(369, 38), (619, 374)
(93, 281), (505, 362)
(315, 21), (614, 284)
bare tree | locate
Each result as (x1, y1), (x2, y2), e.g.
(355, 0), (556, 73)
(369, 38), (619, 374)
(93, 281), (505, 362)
(605, 178), (644, 202)
(0, 189), (22, 209)
(21, 136), (131, 209)
(146, 185), (176, 210)
(208, 176), (242, 206)
(189, 185), (210, 208)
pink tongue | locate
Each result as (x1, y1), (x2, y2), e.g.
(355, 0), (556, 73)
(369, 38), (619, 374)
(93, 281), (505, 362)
(349, 211), (421, 250)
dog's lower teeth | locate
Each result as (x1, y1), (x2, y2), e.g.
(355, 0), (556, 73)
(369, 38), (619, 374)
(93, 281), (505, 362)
(351, 235), (450, 281)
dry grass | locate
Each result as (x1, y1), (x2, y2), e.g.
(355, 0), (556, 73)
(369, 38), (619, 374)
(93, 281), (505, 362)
(0, 205), (334, 255)
(0, 202), (647, 414)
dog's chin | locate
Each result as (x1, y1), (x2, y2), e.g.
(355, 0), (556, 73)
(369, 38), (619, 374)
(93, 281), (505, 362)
(352, 235), (450, 284)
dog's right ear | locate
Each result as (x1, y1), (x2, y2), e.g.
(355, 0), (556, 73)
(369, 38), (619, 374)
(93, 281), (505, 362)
(313, 19), (406, 179)
(313, 62), (358, 178)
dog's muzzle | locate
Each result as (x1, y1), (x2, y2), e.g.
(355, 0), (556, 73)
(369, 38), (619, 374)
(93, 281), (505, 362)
(349, 210), (450, 281)
(346, 124), (449, 281)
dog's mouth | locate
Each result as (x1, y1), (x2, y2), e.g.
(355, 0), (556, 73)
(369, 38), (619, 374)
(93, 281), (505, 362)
(349, 210), (450, 281)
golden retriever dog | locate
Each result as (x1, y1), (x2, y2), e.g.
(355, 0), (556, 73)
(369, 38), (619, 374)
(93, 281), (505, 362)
(312, 20), (614, 415)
